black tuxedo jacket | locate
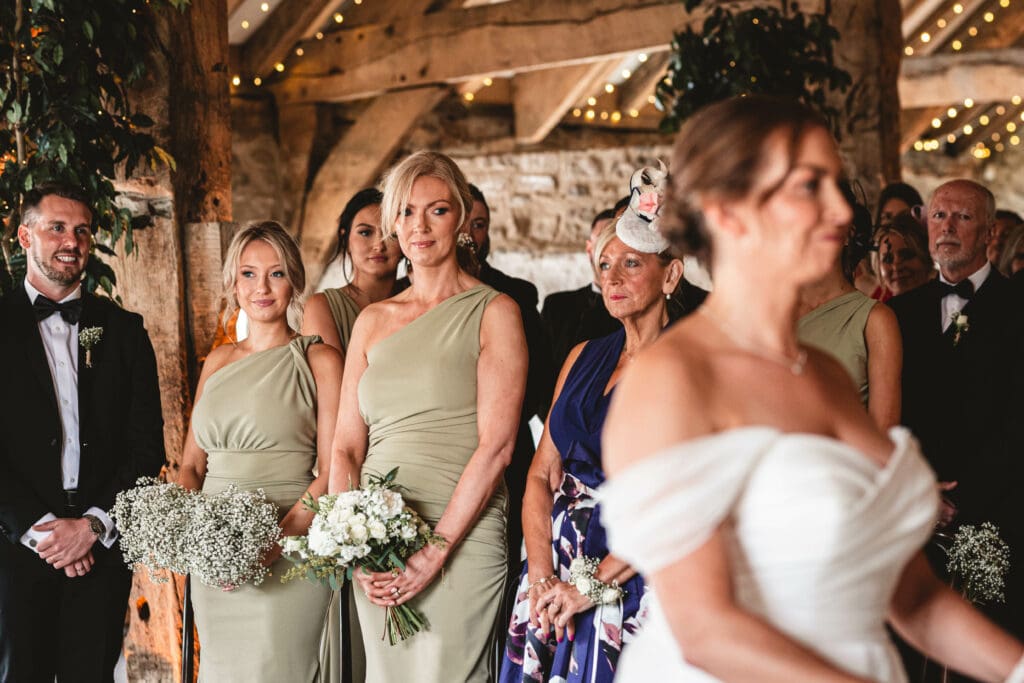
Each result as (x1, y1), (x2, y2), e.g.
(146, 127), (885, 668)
(0, 288), (165, 544)
(888, 273), (1024, 530)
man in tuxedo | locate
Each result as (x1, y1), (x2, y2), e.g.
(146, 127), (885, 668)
(465, 185), (554, 576)
(888, 179), (1024, 638)
(0, 184), (165, 682)
(541, 208), (620, 372)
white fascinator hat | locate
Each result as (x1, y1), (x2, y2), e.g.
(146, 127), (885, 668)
(615, 161), (671, 254)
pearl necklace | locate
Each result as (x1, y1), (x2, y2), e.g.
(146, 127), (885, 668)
(700, 309), (808, 376)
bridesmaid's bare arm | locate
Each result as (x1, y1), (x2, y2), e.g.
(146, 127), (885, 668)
(300, 292), (345, 357)
(327, 310), (375, 493)
(178, 344), (235, 491)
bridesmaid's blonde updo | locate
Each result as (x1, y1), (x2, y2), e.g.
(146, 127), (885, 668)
(662, 95), (831, 261)
(380, 151), (475, 239)
(221, 220), (307, 330)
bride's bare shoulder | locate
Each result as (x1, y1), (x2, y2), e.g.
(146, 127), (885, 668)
(603, 322), (715, 476)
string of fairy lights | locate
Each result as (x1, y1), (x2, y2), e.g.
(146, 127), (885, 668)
(908, 0), (1023, 159)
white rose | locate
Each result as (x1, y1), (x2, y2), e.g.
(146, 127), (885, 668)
(381, 491), (405, 519)
(368, 520), (387, 540)
(335, 491), (362, 509)
(308, 527), (339, 557)
(339, 545), (356, 563)
(600, 587), (621, 604)
(349, 524), (369, 543)
(575, 577), (593, 594)
(349, 513), (367, 527)
(400, 524), (417, 540)
(281, 537), (304, 554)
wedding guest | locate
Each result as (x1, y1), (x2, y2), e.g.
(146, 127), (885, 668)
(997, 222), (1024, 276)
(799, 183), (903, 429)
(500, 166), (683, 683)
(466, 183), (555, 578)
(876, 181), (924, 227)
(178, 222), (342, 681)
(989, 209), (1023, 266)
(601, 96), (1024, 682)
(328, 151), (527, 682)
(875, 212), (935, 298)
(542, 209), (621, 372)
(301, 188), (404, 355)
(0, 184), (165, 682)
(889, 179), (1024, 640)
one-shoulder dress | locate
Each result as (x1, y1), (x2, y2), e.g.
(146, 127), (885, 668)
(190, 336), (332, 682)
(601, 427), (940, 682)
(353, 285), (508, 682)
(500, 328), (648, 683)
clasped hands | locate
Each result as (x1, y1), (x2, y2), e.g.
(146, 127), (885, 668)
(529, 577), (593, 644)
(354, 542), (448, 607)
(34, 517), (97, 578)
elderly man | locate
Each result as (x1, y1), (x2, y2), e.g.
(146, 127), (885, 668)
(0, 184), (164, 681)
(889, 179), (1024, 639)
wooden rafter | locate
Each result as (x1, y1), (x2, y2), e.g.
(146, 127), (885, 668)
(272, 0), (824, 105)
(226, 0), (246, 19)
(923, 0), (987, 54)
(512, 59), (621, 145)
(616, 52), (670, 115)
(900, 48), (1024, 108)
(902, 0), (949, 39)
(235, 0), (344, 77)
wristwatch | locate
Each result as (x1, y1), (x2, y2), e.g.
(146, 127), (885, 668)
(82, 514), (104, 537)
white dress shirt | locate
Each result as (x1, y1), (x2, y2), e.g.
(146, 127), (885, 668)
(938, 261), (991, 332)
(20, 279), (116, 552)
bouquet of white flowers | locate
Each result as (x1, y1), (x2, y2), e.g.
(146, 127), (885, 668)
(281, 467), (446, 645)
(941, 521), (1011, 605)
(111, 477), (281, 590)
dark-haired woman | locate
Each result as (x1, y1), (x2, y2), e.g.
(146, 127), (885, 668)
(301, 188), (404, 354)
(798, 184), (903, 430)
(876, 182), (924, 227)
(601, 95), (1024, 682)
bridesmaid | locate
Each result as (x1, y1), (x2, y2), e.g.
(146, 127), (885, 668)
(179, 222), (343, 682)
(301, 188), (403, 354)
(329, 151), (528, 682)
(500, 167), (684, 683)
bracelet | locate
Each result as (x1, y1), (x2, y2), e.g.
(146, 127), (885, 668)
(1006, 651), (1024, 683)
(569, 556), (624, 605)
(527, 574), (556, 592)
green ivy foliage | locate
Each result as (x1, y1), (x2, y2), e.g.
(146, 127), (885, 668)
(658, 1), (852, 134)
(0, 0), (189, 297)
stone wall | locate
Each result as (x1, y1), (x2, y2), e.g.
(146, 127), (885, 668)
(904, 146), (1024, 216)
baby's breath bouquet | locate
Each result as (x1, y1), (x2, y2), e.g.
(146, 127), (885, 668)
(941, 522), (1011, 605)
(281, 467), (446, 645)
(111, 477), (281, 590)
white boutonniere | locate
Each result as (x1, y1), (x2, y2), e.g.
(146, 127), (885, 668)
(79, 326), (103, 367)
(950, 311), (969, 346)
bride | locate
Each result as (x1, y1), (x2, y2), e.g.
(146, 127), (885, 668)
(600, 96), (1024, 682)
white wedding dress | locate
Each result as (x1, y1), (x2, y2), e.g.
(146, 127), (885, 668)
(601, 427), (939, 682)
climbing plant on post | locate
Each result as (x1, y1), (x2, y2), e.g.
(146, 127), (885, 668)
(657, 0), (851, 134)
(0, 0), (189, 296)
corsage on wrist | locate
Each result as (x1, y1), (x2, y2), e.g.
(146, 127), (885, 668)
(569, 556), (624, 605)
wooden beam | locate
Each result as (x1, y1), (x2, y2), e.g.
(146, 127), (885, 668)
(921, 0), (985, 55)
(617, 52), (670, 115)
(901, 0), (947, 40)
(900, 106), (949, 151)
(226, 0), (246, 19)
(512, 60), (619, 145)
(237, 0), (341, 77)
(900, 48), (1024, 108)
(298, 87), (447, 285)
(273, 0), (824, 105)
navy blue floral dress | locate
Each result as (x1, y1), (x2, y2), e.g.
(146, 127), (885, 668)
(499, 328), (648, 683)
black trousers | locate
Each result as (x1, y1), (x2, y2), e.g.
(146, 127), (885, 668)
(0, 539), (131, 683)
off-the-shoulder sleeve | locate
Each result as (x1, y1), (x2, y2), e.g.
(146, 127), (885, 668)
(599, 428), (777, 574)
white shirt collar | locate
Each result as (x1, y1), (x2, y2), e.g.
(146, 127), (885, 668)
(938, 261), (991, 292)
(24, 277), (82, 305)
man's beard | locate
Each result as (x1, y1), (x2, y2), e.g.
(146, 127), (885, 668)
(34, 251), (84, 286)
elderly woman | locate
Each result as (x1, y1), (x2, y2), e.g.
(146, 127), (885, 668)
(500, 166), (684, 683)
(179, 222), (343, 681)
(875, 211), (935, 298)
(328, 151), (527, 682)
(601, 95), (1024, 683)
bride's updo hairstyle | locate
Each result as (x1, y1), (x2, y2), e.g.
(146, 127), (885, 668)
(661, 95), (832, 261)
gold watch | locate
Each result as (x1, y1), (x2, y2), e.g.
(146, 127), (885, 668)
(82, 514), (104, 537)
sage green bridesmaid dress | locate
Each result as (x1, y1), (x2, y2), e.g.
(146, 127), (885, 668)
(190, 335), (332, 683)
(322, 287), (361, 353)
(353, 285), (509, 682)
(798, 290), (876, 406)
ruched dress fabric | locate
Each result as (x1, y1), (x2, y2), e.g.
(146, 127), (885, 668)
(601, 427), (940, 683)
(500, 328), (648, 683)
(354, 285), (508, 682)
(322, 287), (361, 353)
(190, 336), (332, 683)
(798, 290), (876, 406)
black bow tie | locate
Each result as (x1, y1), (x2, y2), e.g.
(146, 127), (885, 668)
(939, 280), (974, 300)
(33, 295), (82, 324)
